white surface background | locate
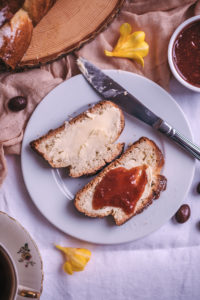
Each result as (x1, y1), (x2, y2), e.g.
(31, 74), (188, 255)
(1, 78), (200, 300)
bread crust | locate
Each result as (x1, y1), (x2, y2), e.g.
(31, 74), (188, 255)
(75, 137), (167, 225)
(0, 0), (55, 68)
(0, 0), (25, 28)
(0, 9), (33, 69)
(30, 100), (125, 177)
(23, 0), (55, 26)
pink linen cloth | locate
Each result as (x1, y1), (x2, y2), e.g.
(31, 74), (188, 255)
(0, 0), (200, 185)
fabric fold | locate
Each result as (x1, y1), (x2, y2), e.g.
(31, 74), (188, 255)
(0, 0), (199, 186)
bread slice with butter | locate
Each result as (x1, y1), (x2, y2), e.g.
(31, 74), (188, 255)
(30, 101), (125, 177)
(75, 137), (167, 225)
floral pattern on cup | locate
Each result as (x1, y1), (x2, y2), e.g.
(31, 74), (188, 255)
(17, 243), (36, 268)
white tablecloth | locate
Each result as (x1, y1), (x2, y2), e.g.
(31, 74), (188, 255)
(1, 78), (200, 300)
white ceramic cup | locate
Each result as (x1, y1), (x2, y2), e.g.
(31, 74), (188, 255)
(0, 244), (40, 299)
(168, 15), (200, 92)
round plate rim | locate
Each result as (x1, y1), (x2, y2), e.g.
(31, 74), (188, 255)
(21, 70), (195, 245)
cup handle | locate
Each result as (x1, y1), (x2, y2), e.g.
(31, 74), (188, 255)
(18, 288), (40, 298)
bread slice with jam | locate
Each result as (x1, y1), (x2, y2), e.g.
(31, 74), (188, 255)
(75, 137), (167, 225)
(30, 101), (125, 177)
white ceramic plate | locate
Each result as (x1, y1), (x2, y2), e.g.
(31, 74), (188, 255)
(21, 70), (195, 244)
(0, 212), (43, 298)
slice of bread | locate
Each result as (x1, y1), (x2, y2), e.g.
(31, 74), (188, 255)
(30, 101), (125, 177)
(0, 1), (25, 28)
(23, 0), (55, 26)
(75, 137), (167, 225)
(0, 0), (55, 69)
(0, 8), (33, 69)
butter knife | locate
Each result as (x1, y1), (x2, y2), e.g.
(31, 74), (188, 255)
(77, 57), (200, 160)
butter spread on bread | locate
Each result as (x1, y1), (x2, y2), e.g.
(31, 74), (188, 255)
(75, 137), (167, 225)
(30, 101), (125, 178)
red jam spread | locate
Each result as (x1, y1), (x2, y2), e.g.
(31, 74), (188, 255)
(172, 20), (200, 87)
(92, 165), (148, 215)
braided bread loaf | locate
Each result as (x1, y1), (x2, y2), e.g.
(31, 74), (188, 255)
(0, 0), (55, 69)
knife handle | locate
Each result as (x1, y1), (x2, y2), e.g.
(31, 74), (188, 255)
(157, 120), (200, 160)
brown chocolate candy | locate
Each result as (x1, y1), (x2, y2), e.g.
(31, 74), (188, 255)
(175, 204), (191, 223)
(8, 96), (27, 112)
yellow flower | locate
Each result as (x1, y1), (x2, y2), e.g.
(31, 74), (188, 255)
(55, 245), (91, 275)
(105, 23), (149, 67)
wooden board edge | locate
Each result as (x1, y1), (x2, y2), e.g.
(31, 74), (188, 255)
(18, 0), (125, 68)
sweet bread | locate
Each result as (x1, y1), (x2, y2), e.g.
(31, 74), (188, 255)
(23, 0), (55, 26)
(0, 0), (55, 69)
(30, 101), (125, 178)
(0, 0), (25, 28)
(75, 137), (167, 225)
(0, 8), (33, 69)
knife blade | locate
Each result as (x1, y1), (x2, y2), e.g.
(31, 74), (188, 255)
(77, 57), (200, 160)
(77, 57), (161, 128)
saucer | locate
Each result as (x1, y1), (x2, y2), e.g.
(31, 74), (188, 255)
(0, 211), (43, 299)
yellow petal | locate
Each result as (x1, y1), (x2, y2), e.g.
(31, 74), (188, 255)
(105, 23), (149, 67)
(70, 254), (87, 269)
(104, 50), (144, 66)
(55, 245), (67, 253)
(131, 54), (144, 67)
(120, 23), (132, 36)
(115, 41), (149, 57)
(70, 263), (85, 272)
(76, 249), (91, 262)
(114, 23), (132, 51)
(55, 245), (72, 256)
(128, 31), (145, 45)
(117, 31), (145, 50)
(104, 50), (115, 57)
(55, 245), (91, 275)
(63, 261), (73, 275)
